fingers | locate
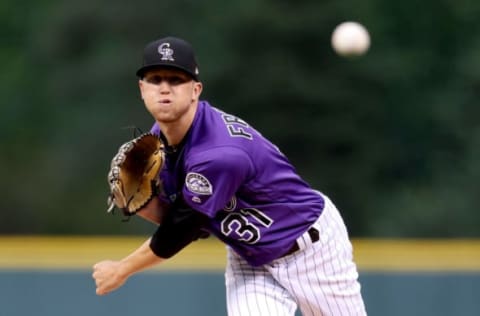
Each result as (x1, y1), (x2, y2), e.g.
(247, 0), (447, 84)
(96, 287), (108, 296)
(92, 260), (125, 296)
(92, 262), (108, 296)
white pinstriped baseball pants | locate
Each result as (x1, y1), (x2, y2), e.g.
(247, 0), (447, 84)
(225, 195), (367, 316)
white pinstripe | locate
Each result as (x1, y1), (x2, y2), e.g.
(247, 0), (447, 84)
(225, 195), (367, 316)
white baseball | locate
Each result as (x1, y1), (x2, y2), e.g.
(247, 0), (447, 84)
(331, 22), (370, 57)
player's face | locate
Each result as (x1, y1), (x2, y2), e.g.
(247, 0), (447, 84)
(139, 68), (202, 124)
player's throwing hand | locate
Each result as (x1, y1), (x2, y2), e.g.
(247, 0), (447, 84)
(92, 260), (127, 295)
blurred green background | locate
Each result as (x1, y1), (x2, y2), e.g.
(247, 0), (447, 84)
(1, 0), (479, 237)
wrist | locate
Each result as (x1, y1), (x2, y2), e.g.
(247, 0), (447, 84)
(117, 259), (134, 279)
(118, 239), (164, 277)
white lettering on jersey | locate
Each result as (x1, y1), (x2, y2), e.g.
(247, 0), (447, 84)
(222, 114), (253, 139)
(220, 208), (274, 244)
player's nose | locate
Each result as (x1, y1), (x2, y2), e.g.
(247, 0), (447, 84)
(158, 82), (171, 93)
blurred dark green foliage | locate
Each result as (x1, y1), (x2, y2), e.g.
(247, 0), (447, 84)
(1, 0), (479, 237)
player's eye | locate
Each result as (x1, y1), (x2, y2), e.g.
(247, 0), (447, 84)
(144, 75), (163, 85)
(144, 75), (190, 85)
(166, 75), (188, 85)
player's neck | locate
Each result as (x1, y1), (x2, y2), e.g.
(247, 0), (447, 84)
(157, 101), (197, 146)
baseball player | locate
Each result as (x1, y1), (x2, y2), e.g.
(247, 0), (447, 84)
(93, 36), (367, 316)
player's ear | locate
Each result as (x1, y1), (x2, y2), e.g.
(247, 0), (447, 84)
(139, 80), (145, 100)
(192, 81), (203, 100)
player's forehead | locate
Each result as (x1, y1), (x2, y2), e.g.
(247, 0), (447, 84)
(142, 67), (192, 79)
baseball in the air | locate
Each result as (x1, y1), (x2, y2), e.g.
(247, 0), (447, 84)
(331, 22), (370, 57)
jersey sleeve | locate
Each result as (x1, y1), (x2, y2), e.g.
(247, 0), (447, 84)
(181, 146), (254, 218)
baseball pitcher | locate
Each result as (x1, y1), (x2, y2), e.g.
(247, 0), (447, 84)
(93, 36), (367, 316)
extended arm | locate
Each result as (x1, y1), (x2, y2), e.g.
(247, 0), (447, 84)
(93, 197), (209, 296)
(93, 197), (167, 295)
(92, 238), (164, 295)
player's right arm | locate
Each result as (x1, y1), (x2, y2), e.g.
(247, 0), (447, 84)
(93, 195), (210, 295)
(95, 194), (170, 295)
(92, 238), (164, 295)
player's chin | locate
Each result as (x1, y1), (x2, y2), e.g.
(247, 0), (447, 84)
(151, 109), (178, 123)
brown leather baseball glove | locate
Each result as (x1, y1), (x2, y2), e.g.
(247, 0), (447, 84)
(107, 133), (165, 216)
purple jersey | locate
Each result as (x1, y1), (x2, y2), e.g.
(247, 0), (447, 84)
(151, 101), (325, 266)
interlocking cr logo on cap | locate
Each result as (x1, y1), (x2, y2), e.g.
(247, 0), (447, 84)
(158, 43), (174, 61)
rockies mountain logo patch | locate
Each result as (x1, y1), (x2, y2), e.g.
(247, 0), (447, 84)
(185, 172), (213, 195)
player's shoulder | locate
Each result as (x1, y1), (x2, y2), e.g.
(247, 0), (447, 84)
(184, 141), (253, 176)
(194, 102), (256, 144)
(188, 143), (251, 165)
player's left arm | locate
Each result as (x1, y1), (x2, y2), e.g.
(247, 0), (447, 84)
(135, 196), (170, 225)
(182, 147), (254, 217)
(148, 197), (210, 258)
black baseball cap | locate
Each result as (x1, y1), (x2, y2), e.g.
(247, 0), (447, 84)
(136, 36), (200, 81)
